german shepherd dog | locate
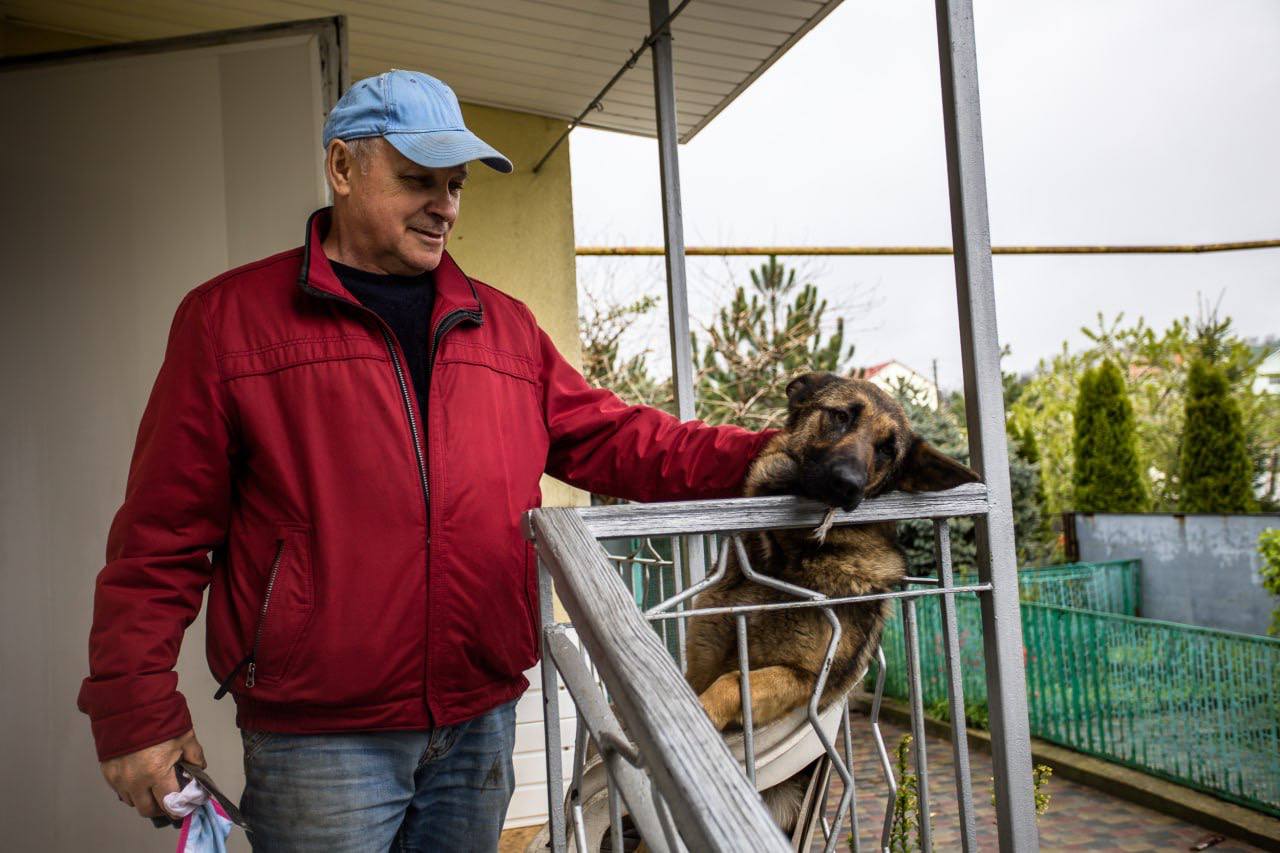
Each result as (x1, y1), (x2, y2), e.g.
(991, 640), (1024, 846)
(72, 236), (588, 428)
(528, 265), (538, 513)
(684, 372), (978, 828)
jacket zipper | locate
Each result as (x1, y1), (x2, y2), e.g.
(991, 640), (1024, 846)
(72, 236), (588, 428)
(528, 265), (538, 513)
(270, 278), (481, 722)
(213, 537), (286, 699)
(378, 326), (431, 504)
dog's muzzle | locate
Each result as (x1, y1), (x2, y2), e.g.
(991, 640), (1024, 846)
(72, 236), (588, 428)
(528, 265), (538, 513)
(827, 462), (866, 512)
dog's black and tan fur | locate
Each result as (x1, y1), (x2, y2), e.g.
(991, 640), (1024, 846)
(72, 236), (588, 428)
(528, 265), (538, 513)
(684, 372), (978, 828)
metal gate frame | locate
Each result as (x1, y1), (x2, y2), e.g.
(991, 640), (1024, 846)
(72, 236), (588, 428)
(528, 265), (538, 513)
(539, 0), (1041, 849)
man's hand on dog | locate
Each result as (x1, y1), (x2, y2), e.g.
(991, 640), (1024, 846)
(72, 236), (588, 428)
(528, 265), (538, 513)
(100, 728), (206, 819)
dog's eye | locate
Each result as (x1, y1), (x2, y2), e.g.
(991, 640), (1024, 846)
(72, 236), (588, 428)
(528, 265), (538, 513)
(875, 438), (896, 461)
(827, 405), (861, 434)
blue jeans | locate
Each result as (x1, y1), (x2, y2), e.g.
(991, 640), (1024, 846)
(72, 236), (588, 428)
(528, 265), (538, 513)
(239, 699), (517, 852)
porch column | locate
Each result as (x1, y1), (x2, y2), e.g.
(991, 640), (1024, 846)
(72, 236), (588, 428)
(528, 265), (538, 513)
(649, 0), (706, 585)
(933, 0), (1040, 848)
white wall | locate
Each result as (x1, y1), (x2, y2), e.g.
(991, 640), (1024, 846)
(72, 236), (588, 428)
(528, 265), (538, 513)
(510, 664), (578, 829)
(0, 35), (328, 851)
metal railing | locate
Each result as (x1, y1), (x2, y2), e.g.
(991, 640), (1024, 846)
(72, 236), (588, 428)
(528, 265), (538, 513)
(526, 482), (1039, 852)
(527, 0), (1041, 845)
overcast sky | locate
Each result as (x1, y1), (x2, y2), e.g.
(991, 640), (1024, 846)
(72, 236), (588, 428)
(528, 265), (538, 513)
(568, 0), (1280, 389)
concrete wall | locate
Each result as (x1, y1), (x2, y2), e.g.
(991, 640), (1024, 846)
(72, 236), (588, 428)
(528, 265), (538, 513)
(1, 23), (581, 850)
(1072, 513), (1280, 635)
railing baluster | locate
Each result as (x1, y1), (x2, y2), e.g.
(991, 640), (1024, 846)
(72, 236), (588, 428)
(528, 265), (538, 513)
(570, 718), (590, 853)
(737, 613), (756, 787)
(934, 520), (977, 850)
(607, 775), (624, 853)
(842, 699), (861, 853)
(672, 535), (688, 673)
(539, 557), (568, 853)
(902, 598), (933, 853)
(871, 648), (898, 852)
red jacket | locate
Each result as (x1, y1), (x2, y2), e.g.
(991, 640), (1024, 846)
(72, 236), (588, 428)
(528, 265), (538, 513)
(78, 209), (772, 762)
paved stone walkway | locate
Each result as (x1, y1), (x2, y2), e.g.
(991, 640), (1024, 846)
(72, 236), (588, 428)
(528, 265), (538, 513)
(816, 712), (1265, 852)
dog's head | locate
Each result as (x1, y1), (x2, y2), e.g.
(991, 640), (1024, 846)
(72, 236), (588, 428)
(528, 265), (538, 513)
(761, 372), (979, 511)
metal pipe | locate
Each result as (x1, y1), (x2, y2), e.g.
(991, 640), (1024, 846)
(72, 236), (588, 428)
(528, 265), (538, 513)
(646, 581), (992, 621)
(934, 521), (978, 850)
(539, 559), (569, 853)
(531, 0), (696, 173)
(649, 0), (697, 423)
(575, 238), (1280, 256)
(571, 718), (590, 853)
(608, 777), (624, 853)
(932, 0), (1040, 846)
(649, 0), (707, 586)
(842, 700), (861, 853)
(902, 599), (933, 853)
(870, 648), (898, 852)
(736, 614), (756, 787)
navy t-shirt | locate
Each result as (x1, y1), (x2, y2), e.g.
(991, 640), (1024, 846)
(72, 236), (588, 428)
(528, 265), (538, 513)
(331, 260), (436, 416)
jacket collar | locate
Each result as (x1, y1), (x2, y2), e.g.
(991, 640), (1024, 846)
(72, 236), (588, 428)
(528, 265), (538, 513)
(297, 207), (484, 323)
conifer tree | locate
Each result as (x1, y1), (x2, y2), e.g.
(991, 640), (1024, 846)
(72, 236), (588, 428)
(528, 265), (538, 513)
(694, 255), (852, 428)
(1073, 360), (1149, 512)
(1179, 358), (1257, 513)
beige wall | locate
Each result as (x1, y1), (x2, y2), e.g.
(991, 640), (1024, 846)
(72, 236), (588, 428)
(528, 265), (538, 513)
(450, 102), (583, 510)
(1, 22), (581, 850)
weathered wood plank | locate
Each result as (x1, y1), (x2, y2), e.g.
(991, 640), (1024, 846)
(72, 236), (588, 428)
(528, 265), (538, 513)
(558, 483), (989, 540)
(529, 508), (790, 853)
(544, 627), (672, 853)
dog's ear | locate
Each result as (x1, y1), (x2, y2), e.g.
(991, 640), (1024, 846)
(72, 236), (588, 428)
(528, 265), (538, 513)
(785, 372), (841, 412)
(896, 436), (980, 493)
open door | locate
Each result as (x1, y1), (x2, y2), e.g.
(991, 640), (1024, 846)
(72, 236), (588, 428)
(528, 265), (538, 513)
(0, 19), (343, 851)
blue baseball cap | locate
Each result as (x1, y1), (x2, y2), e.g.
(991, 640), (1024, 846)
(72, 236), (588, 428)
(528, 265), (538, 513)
(323, 70), (513, 173)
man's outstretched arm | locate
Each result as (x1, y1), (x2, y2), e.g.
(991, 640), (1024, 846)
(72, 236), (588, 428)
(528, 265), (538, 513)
(537, 326), (775, 502)
(78, 289), (234, 816)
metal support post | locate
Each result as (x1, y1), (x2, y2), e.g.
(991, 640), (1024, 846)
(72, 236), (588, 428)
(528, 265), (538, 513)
(649, 0), (706, 583)
(538, 559), (568, 853)
(932, 0), (1040, 848)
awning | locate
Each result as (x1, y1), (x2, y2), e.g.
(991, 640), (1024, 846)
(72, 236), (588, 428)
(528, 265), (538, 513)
(4, 0), (841, 142)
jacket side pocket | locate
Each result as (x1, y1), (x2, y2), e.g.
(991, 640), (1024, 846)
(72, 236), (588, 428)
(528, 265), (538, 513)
(247, 522), (314, 688)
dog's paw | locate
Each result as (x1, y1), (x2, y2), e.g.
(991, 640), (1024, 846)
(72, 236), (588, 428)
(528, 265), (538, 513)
(699, 692), (737, 731)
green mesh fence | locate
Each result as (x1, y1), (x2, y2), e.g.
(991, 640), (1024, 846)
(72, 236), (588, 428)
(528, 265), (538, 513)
(881, 567), (1280, 817)
(956, 559), (1141, 616)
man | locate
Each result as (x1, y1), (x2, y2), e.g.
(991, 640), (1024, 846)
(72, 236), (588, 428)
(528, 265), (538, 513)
(79, 70), (773, 850)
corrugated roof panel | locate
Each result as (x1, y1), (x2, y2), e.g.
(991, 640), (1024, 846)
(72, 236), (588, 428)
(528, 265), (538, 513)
(2, 0), (843, 142)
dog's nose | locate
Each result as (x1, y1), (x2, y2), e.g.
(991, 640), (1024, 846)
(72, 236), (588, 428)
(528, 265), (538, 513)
(829, 462), (866, 510)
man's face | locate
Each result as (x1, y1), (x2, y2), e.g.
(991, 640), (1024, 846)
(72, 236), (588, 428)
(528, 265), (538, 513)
(330, 138), (467, 275)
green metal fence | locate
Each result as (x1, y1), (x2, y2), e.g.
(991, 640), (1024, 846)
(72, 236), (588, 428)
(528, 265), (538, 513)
(956, 559), (1141, 616)
(881, 570), (1280, 816)
(1009, 559), (1141, 615)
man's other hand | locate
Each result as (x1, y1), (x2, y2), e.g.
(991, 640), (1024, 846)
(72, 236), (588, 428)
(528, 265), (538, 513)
(100, 728), (206, 819)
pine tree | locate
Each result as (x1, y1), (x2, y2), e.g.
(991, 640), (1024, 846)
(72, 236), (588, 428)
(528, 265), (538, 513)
(1179, 358), (1257, 513)
(893, 388), (977, 574)
(694, 256), (852, 428)
(891, 384), (1057, 573)
(1073, 360), (1149, 512)
(1009, 422), (1057, 565)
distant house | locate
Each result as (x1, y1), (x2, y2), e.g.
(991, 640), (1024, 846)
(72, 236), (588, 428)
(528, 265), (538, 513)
(1254, 348), (1280, 395)
(860, 359), (940, 410)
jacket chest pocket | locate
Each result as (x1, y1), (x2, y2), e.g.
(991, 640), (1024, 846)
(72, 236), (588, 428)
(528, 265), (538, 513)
(433, 344), (547, 491)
